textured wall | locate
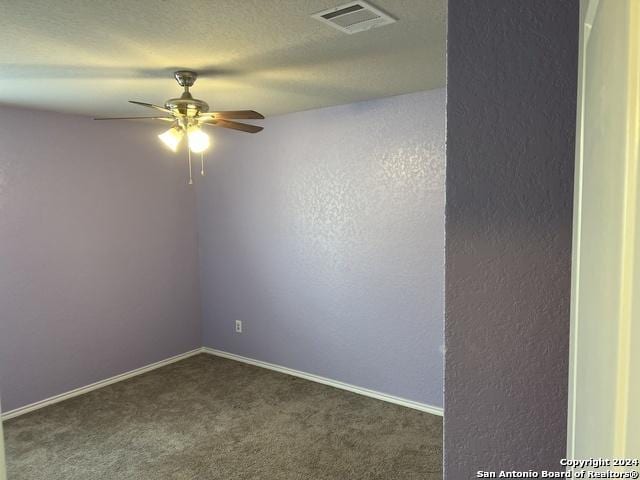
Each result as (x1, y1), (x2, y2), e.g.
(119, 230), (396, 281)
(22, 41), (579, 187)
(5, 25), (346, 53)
(197, 90), (445, 407)
(445, 1), (578, 476)
(0, 107), (201, 412)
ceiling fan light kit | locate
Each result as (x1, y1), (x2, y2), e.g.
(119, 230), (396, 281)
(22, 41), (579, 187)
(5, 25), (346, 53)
(187, 127), (210, 154)
(158, 126), (184, 152)
(95, 70), (265, 184)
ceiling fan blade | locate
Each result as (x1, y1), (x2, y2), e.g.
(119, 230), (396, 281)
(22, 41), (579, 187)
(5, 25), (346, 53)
(204, 119), (264, 133)
(128, 100), (173, 114)
(94, 116), (174, 121)
(199, 110), (265, 120)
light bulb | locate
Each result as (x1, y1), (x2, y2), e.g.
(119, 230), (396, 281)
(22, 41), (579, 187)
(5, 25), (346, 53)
(187, 127), (210, 153)
(158, 126), (184, 152)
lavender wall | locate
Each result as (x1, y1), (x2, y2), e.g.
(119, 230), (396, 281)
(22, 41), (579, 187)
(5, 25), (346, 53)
(445, 1), (578, 476)
(196, 89), (445, 407)
(0, 106), (201, 412)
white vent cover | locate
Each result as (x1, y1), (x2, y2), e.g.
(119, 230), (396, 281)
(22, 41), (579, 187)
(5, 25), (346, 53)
(311, 1), (396, 34)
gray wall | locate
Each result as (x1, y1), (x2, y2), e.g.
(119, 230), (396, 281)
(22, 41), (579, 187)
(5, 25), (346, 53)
(197, 89), (445, 407)
(445, 1), (578, 476)
(0, 106), (201, 412)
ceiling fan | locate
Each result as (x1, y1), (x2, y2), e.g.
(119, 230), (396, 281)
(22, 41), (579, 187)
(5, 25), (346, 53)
(95, 70), (264, 184)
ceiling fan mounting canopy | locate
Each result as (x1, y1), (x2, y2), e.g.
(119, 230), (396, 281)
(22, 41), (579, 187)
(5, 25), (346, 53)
(174, 70), (198, 88)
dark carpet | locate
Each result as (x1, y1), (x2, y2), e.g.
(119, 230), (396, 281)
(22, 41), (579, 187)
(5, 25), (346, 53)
(3, 354), (442, 479)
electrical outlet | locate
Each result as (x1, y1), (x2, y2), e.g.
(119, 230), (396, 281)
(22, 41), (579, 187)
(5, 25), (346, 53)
(235, 320), (242, 333)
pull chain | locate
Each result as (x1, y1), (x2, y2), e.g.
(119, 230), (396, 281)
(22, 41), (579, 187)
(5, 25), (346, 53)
(201, 152), (205, 176)
(188, 148), (193, 185)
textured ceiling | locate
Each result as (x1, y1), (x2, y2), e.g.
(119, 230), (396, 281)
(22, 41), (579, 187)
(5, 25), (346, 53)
(0, 0), (445, 117)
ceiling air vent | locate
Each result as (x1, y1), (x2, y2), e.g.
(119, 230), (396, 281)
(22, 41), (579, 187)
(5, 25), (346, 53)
(312, 1), (396, 34)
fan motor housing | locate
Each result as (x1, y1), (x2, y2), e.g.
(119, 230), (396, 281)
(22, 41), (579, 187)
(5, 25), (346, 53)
(164, 95), (210, 114)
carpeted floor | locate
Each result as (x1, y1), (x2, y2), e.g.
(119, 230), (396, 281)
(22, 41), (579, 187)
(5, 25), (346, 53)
(3, 354), (442, 479)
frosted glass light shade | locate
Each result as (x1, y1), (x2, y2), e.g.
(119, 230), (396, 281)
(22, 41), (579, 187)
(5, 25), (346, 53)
(158, 127), (184, 152)
(188, 128), (210, 153)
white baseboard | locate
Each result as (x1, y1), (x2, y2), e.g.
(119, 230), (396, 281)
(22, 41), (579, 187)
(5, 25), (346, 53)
(202, 347), (443, 417)
(1, 348), (202, 421)
(2, 346), (443, 421)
